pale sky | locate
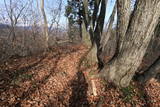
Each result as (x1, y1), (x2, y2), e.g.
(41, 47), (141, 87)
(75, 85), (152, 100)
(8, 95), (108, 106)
(0, 0), (115, 28)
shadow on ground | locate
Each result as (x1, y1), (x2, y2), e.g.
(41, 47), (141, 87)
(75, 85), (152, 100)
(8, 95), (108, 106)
(69, 71), (89, 107)
(0, 43), (84, 106)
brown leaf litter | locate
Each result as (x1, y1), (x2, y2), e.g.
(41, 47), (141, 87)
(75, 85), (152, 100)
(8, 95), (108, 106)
(0, 43), (159, 107)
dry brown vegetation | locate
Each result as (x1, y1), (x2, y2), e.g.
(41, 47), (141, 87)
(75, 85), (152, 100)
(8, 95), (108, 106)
(0, 43), (159, 107)
(1, 0), (160, 106)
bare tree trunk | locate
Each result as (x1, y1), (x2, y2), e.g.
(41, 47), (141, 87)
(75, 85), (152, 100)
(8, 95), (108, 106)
(79, 22), (82, 41)
(40, 0), (49, 48)
(82, 22), (91, 47)
(99, 2), (117, 65)
(137, 57), (160, 83)
(101, 0), (160, 87)
(135, 20), (160, 82)
(116, 0), (131, 52)
(82, 0), (107, 66)
(68, 18), (74, 42)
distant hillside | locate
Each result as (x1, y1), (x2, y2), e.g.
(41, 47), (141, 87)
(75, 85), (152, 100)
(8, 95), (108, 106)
(0, 23), (67, 32)
(0, 23), (32, 30)
(0, 23), (9, 29)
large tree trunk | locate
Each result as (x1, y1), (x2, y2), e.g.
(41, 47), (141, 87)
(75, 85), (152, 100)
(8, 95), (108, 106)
(137, 57), (160, 83)
(40, 0), (49, 48)
(101, 0), (160, 87)
(82, 0), (107, 66)
(82, 22), (92, 47)
(135, 20), (160, 82)
(137, 20), (160, 73)
(68, 19), (73, 42)
(116, 0), (131, 52)
(99, 2), (117, 65)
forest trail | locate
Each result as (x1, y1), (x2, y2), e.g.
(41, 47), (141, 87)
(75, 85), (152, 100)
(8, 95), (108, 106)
(0, 43), (160, 107)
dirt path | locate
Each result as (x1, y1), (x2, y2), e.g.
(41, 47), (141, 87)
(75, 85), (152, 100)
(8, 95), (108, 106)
(0, 44), (89, 107)
(0, 43), (160, 107)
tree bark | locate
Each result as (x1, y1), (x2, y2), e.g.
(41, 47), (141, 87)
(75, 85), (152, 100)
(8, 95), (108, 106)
(99, 2), (117, 64)
(137, 20), (160, 74)
(40, 0), (49, 48)
(137, 57), (160, 83)
(116, 0), (131, 52)
(101, 0), (160, 87)
(135, 20), (160, 82)
(82, 22), (92, 47)
(82, 0), (107, 66)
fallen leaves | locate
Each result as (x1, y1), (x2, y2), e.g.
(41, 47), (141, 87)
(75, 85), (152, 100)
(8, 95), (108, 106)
(0, 43), (159, 107)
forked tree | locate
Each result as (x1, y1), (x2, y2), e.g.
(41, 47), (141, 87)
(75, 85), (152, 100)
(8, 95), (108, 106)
(3, 0), (28, 41)
(73, 0), (160, 87)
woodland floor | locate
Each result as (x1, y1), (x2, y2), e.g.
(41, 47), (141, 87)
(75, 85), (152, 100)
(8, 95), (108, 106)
(0, 43), (160, 107)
